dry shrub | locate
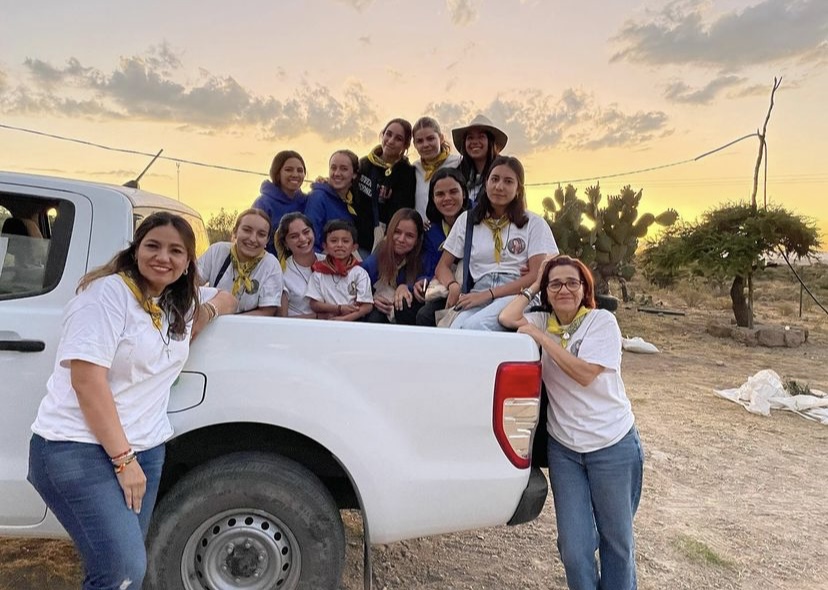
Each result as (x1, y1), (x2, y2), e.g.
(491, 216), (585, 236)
(777, 301), (796, 317)
(673, 280), (712, 309)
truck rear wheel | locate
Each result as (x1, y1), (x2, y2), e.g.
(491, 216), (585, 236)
(145, 452), (345, 590)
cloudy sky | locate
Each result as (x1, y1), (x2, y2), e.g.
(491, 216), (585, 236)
(1, 0), (826, 242)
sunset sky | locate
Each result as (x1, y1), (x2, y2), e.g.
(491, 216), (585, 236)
(1, 0), (826, 243)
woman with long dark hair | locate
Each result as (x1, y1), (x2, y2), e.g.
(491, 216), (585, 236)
(499, 255), (643, 590)
(434, 155), (557, 331)
(28, 212), (235, 589)
(353, 118), (416, 255)
(361, 208), (425, 325)
(451, 114), (507, 205)
(274, 212), (325, 318)
(415, 167), (470, 326)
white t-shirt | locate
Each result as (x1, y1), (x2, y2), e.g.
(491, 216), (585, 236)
(524, 308), (634, 453)
(31, 275), (217, 451)
(413, 152), (461, 218)
(282, 254), (325, 316)
(443, 211), (558, 282)
(198, 242), (283, 312)
(305, 265), (373, 306)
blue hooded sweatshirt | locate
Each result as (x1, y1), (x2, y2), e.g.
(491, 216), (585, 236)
(252, 180), (306, 255)
(305, 181), (356, 253)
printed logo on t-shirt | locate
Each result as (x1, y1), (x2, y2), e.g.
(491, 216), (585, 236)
(507, 237), (527, 255)
(570, 339), (583, 357)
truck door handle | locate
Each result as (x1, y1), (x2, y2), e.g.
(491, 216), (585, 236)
(0, 339), (46, 352)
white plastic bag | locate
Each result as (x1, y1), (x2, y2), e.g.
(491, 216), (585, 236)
(621, 336), (659, 354)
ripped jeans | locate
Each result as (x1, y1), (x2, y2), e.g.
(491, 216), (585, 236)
(28, 434), (165, 590)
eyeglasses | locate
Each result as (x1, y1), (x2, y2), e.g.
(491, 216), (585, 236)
(547, 279), (583, 293)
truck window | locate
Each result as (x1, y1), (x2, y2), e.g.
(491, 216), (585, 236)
(133, 207), (209, 257)
(0, 195), (74, 300)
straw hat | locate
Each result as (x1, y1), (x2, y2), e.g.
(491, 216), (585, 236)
(451, 114), (508, 153)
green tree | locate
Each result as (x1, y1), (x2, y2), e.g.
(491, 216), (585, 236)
(205, 208), (238, 244)
(640, 203), (820, 327)
(542, 183), (677, 298)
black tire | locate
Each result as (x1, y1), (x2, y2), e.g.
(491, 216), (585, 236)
(144, 452), (345, 590)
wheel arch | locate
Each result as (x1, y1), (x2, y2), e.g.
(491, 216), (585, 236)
(158, 422), (361, 510)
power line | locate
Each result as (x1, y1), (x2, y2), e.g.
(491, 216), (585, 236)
(525, 133), (758, 187)
(1, 122), (806, 190)
(0, 122), (264, 177)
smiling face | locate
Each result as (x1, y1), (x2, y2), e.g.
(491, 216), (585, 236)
(464, 129), (489, 163)
(232, 213), (270, 262)
(485, 164), (519, 213)
(324, 229), (357, 260)
(284, 218), (315, 257)
(547, 264), (585, 321)
(328, 153), (357, 192)
(136, 224), (190, 296)
(381, 122), (408, 162)
(279, 157), (306, 195)
(413, 127), (442, 162)
(432, 176), (464, 221)
(391, 219), (419, 257)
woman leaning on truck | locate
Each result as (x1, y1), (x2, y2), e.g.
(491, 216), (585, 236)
(498, 254), (643, 590)
(198, 208), (284, 316)
(27, 212), (236, 590)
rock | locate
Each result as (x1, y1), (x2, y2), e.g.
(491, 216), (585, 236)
(757, 327), (786, 347)
(784, 329), (807, 347)
(732, 327), (758, 346)
(707, 322), (733, 338)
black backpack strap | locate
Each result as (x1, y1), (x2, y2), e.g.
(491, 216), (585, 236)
(212, 253), (233, 288)
(461, 211), (475, 294)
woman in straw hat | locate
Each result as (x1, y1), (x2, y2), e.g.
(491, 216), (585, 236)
(452, 114), (508, 205)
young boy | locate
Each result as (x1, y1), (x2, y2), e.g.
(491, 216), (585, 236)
(306, 220), (373, 321)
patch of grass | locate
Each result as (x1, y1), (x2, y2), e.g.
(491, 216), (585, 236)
(673, 280), (712, 308)
(673, 534), (734, 568)
(777, 301), (796, 317)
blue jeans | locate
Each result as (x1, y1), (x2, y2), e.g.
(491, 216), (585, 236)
(450, 271), (520, 331)
(28, 434), (165, 590)
(547, 427), (644, 590)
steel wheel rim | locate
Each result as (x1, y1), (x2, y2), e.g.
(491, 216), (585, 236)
(180, 508), (302, 590)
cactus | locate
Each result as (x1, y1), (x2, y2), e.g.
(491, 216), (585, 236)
(541, 183), (678, 297)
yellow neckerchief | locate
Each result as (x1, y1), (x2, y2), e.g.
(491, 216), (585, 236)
(230, 244), (264, 296)
(316, 177), (356, 216)
(119, 272), (163, 330)
(342, 189), (356, 215)
(367, 146), (396, 177)
(546, 306), (591, 348)
(483, 215), (510, 263)
(421, 145), (450, 181)
(438, 220), (452, 251)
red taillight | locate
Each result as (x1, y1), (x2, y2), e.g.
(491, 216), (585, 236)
(493, 361), (542, 469)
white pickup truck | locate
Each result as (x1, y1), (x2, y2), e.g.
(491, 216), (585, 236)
(0, 171), (548, 590)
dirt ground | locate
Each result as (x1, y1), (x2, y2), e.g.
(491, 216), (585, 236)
(3, 270), (827, 590)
